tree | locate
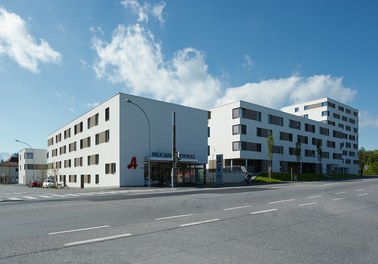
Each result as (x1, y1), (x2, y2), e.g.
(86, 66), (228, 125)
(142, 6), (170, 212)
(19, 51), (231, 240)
(358, 147), (366, 175)
(267, 133), (274, 179)
(316, 140), (323, 175)
(295, 140), (302, 176)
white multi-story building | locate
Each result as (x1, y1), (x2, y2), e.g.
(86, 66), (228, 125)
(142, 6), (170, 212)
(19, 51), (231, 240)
(18, 148), (47, 184)
(47, 93), (208, 188)
(208, 98), (359, 175)
(281, 98), (359, 173)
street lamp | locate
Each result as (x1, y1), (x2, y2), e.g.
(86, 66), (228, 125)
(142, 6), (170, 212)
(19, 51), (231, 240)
(125, 99), (151, 188)
(15, 140), (35, 182)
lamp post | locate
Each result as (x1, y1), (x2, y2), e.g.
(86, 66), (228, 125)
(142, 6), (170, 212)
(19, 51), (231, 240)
(15, 140), (35, 182)
(125, 99), (151, 188)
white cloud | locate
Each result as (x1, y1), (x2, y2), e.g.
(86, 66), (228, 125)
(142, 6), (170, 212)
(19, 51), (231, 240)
(0, 6), (61, 73)
(92, 23), (356, 110)
(121, 0), (166, 25)
(359, 110), (378, 128)
(86, 102), (100, 108)
(93, 24), (221, 109)
(218, 75), (357, 109)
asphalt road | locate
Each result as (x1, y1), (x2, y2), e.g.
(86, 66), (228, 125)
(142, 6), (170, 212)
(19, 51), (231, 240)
(0, 178), (378, 264)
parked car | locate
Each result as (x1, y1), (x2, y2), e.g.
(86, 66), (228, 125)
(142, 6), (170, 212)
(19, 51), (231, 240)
(28, 180), (42, 188)
(42, 178), (55, 188)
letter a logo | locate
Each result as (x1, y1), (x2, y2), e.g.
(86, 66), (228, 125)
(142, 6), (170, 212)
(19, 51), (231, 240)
(128, 156), (137, 169)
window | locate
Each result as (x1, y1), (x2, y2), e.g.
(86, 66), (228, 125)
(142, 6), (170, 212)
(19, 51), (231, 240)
(342, 116), (348, 121)
(232, 141), (261, 152)
(105, 163), (116, 174)
(69, 142), (77, 152)
(349, 118), (355, 124)
(256, 127), (272, 137)
(321, 101), (328, 107)
(95, 174), (99, 184)
(82, 174), (91, 184)
(268, 114), (283, 126)
(346, 108), (351, 114)
(321, 111), (329, 117)
(333, 130), (345, 139)
(64, 128), (71, 139)
(353, 111), (358, 117)
(305, 149), (315, 157)
(60, 145), (66, 155)
(289, 119), (301, 130)
(338, 106), (344, 112)
(280, 132), (293, 142)
(305, 123), (315, 133)
(232, 108), (241, 119)
(25, 152), (33, 159)
(88, 154), (99, 165)
(333, 113), (340, 119)
(338, 123), (344, 129)
(312, 138), (322, 146)
(333, 153), (342, 160)
(64, 159), (71, 168)
(56, 133), (62, 143)
(69, 175), (77, 183)
(232, 124), (246, 135)
(294, 107), (299, 112)
(233, 107), (261, 121)
(95, 130), (110, 145)
(87, 113), (99, 129)
(80, 137), (91, 149)
(297, 135), (308, 144)
(304, 105), (309, 110)
(272, 145), (284, 154)
(105, 107), (110, 121)
(327, 120), (335, 126)
(74, 157), (83, 167)
(74, 122), (83, 135)
(327, 140), (336, 148)
(48, 137), (54, 146)
(303, 114), (308, 119)
(346, 126), (351, 131)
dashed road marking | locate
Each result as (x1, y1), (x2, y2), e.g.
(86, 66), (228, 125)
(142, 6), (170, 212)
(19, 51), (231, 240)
(64, 233), (132, 247)
(155, 214), (193, 221)
(179, 219), (220, 227)
(306, 195), (322, 199)
(49, 225), (110, 235)
(298, 202), (318, 207)
(250, 208), (278, 215)
(268, 199), (295, 204)
(358, 193), (368, 196)
(223, 205), (251, 211)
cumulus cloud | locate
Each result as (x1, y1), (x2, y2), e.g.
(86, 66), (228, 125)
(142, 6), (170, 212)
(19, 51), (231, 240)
(218, 75), (357, 109)
(0, 6), (61, 73)
(93, 24), (221, 108)
(121, 0), (166, 25)
(92, 22), (356, 110)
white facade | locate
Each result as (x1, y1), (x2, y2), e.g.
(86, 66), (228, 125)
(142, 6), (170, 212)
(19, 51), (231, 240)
(47, 93), (208, 188)
(208, 98), (359, 175)
(281, 98), (359, 174)
(18, 148), (47, 184)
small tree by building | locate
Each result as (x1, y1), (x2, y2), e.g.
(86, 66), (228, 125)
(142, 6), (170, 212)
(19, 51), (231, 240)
(267, 133), (274, 179)
(358, 147), (366, 175)
(295, 140), (302, 177)
(316, 140), (323, 175)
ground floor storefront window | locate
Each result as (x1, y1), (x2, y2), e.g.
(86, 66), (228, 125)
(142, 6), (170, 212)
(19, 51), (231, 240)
(146, 162), (206, 187)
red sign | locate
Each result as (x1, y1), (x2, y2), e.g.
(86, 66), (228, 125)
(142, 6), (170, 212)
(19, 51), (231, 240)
(128, 156), (137, 169)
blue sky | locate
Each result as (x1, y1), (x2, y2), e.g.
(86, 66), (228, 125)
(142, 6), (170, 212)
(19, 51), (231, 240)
(1, 0), (378, 160)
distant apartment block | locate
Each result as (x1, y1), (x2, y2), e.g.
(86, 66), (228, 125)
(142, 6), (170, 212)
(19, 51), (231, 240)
(208, 98), (359, 175)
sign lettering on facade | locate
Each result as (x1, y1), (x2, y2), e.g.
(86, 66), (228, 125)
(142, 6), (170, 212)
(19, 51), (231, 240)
(216, 154), (223, 185)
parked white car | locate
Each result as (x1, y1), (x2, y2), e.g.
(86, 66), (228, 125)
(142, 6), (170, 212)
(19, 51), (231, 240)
(42, 178), (55, 188)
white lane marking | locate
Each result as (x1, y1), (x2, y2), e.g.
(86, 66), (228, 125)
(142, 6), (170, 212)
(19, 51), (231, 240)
(358, 193), (368, 196)
(223, 205), (251, 211)
(268, 199), (295, 204)
(38, 195), (53, 198)
(334, 192), (346, 195)
(23, 196), (38, 200)
(306, 195), (322, 199)
(65, 194), (81, 197)
(179, 219), (220, 227)
(320, 183), (333, 186)
(355, 189), (366, 192)
(64, 233), (132, 247)
(298, 202), (318, 207)
(250, 208), (278, 215)
(49, 225), (110, 235)
(155, 214), (193, 221)
(333, 197), (346, 201)
(8, 197), (23, 201)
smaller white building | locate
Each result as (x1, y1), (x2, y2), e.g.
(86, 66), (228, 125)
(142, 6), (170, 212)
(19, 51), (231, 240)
(0, 155), (18, 184)
(18, 148), (47, 185)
